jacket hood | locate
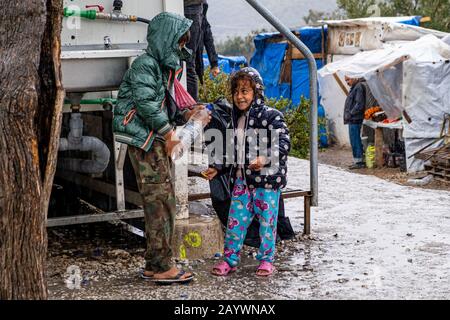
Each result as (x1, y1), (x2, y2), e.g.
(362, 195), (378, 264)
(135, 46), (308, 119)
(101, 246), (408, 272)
(146, 12), (192, 71)
(230, 67), (266, 120)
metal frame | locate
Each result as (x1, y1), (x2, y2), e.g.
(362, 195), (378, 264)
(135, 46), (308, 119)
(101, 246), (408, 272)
(113, 138), (128, 211)
(189, 190), (312, 235)
(47, 185), (312, 234)
(244, 0), (318, 208)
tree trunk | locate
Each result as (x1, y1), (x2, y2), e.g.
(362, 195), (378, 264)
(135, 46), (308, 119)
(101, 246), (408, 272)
(0, 0), (63, 300)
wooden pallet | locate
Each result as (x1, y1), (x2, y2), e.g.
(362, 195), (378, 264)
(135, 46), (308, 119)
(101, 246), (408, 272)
(424, 164), (450, 183)
(417, 145), (450, 168)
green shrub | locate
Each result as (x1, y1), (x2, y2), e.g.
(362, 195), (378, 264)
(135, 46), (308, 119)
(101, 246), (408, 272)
(267, 97), (311, 159)
(198, 66), (232, 103)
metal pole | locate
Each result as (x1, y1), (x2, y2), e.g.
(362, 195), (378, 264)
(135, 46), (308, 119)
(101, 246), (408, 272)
(244, 0), (319, 206)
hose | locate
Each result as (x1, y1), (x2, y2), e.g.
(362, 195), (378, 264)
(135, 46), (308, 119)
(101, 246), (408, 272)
(63, 7), (150, 24)
(137, 17), (150, 24)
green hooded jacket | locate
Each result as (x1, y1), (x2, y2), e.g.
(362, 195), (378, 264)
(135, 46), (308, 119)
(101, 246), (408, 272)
(113, 12), (192, 152)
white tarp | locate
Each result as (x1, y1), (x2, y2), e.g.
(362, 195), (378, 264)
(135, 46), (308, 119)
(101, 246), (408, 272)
(321, 17), (448, 55)
(318, 35), (450, 171)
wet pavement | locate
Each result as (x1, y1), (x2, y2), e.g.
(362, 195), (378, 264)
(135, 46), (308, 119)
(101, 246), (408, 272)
(47, 157), (450, 300)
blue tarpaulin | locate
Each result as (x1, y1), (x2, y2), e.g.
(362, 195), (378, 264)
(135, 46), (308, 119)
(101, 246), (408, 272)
(291, 59), (325, 105)
(203, 54), (248, 74)
(250, 26), (326, 108)
(250, 17), (422, 106)
(252, 42), (288, 87)
(397, 16), (422, 26)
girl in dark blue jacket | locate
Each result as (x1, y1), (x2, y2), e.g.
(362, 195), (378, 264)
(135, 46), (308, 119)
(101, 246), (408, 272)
(203, 67), (291, 276)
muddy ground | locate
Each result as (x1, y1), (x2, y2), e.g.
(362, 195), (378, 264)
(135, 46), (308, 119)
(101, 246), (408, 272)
(47, 148), (450, 300)
(318, 146), (450, 192)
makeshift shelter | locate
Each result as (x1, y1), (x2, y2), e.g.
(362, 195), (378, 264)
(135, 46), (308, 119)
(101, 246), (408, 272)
(202, 54), (248, 74)
(319, 34), (450, 172)
(317, 17), (448, 149)
(250, 26), (327, 106)
(249, 17), (425, 107)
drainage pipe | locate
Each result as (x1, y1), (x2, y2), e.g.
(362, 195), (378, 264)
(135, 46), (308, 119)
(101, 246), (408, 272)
(244, 0), (319, 206)
(59, 113), (111, 174)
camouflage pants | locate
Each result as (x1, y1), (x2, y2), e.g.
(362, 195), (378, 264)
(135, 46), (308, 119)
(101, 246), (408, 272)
(128, 141), (176, 273)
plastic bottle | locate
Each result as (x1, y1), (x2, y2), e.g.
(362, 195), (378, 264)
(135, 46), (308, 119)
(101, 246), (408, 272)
(171, 104), (213, 160)
(365, 144), (375, 169)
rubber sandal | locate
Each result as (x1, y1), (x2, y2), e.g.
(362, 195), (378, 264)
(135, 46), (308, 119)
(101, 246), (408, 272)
(151, 270), (194, 285)
(211, 261), (237, 276)
(139, 269), (155, 280)
(256, 261), (275, 277)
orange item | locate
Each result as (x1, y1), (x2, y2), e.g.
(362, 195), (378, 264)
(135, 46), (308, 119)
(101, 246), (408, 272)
(364, 106), (382, 120)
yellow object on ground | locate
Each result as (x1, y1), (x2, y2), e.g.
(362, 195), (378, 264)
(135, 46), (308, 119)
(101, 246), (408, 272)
(366, 145), (375, 169)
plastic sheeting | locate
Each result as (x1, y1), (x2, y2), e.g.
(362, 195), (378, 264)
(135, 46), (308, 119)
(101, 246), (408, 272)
(250, 26), (327, 107)
(318, 34), (450, 171)
(321, 16), (422, 27)
(319, 35), (450, 118)
(253, 26), (326, 54)
(251, 42), (288, 87)
(323, 17), (449, 55)
(291, 59), (324, 105)
(202, 54), (248, 74)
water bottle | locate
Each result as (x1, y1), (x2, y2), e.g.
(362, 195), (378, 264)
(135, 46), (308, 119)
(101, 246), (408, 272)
(171, 104), (213, 160)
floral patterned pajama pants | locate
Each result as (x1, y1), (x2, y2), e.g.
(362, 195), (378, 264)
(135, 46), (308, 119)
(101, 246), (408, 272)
(223, 177), (281, 267)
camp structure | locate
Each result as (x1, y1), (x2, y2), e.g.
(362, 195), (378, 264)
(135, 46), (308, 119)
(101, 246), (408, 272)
(319, 31), (450, 172)
(250, 26), (327, 106)
(317, 16), (448, 150)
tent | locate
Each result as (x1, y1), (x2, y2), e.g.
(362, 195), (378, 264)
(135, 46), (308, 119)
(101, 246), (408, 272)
(202, 54), (247, 74)
(317, 17), (449, 148)
(318, 35), (450, 172)
(248, 17), (425, 107)
(250, 26), (327, 106)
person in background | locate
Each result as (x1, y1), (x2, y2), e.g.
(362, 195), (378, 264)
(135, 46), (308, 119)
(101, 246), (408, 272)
(184, 0), (220, 101)
(344, 75), (367, 170)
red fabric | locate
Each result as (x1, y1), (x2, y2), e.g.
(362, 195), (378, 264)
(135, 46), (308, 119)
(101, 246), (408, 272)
(174, 78), (196, 110)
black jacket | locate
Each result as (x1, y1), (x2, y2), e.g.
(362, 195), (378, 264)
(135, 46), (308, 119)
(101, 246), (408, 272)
(196, 1), (219, 80)
(344, 81), (366, 125)
(210, 67), (291, 190)
(210, 100), (291, 190)
(206, 99), (295, 247)
(185, 1), (218, 82)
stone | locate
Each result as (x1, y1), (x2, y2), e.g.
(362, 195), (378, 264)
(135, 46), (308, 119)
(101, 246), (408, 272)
(172, 213), (224, 260)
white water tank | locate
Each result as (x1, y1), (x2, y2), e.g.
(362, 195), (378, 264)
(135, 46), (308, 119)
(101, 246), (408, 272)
(61, 0), (184, 92)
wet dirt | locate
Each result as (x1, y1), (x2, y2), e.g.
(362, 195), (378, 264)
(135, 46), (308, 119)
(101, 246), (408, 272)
(47, 151), (450, 300)
(318, 146), (450, 192)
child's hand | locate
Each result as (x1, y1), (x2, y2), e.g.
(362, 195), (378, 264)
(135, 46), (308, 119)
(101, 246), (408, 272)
(164, 130), (182, 159)
(184, 104), (202, 121)
(249, 156), (268, 171)
(184, 104), (212, 126)
(201, 168), (218, 180)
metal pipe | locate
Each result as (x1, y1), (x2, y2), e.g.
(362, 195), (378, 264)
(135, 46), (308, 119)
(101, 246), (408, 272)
(64, 98), (117, 105)
(244, 0), (319, 206)
(58, 113), (111, 174)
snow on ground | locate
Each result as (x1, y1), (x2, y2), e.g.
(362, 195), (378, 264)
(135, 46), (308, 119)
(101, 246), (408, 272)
(282, 157), (450, 299)
(48, 156), (450, 299)
(191, 156), (450, 299)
